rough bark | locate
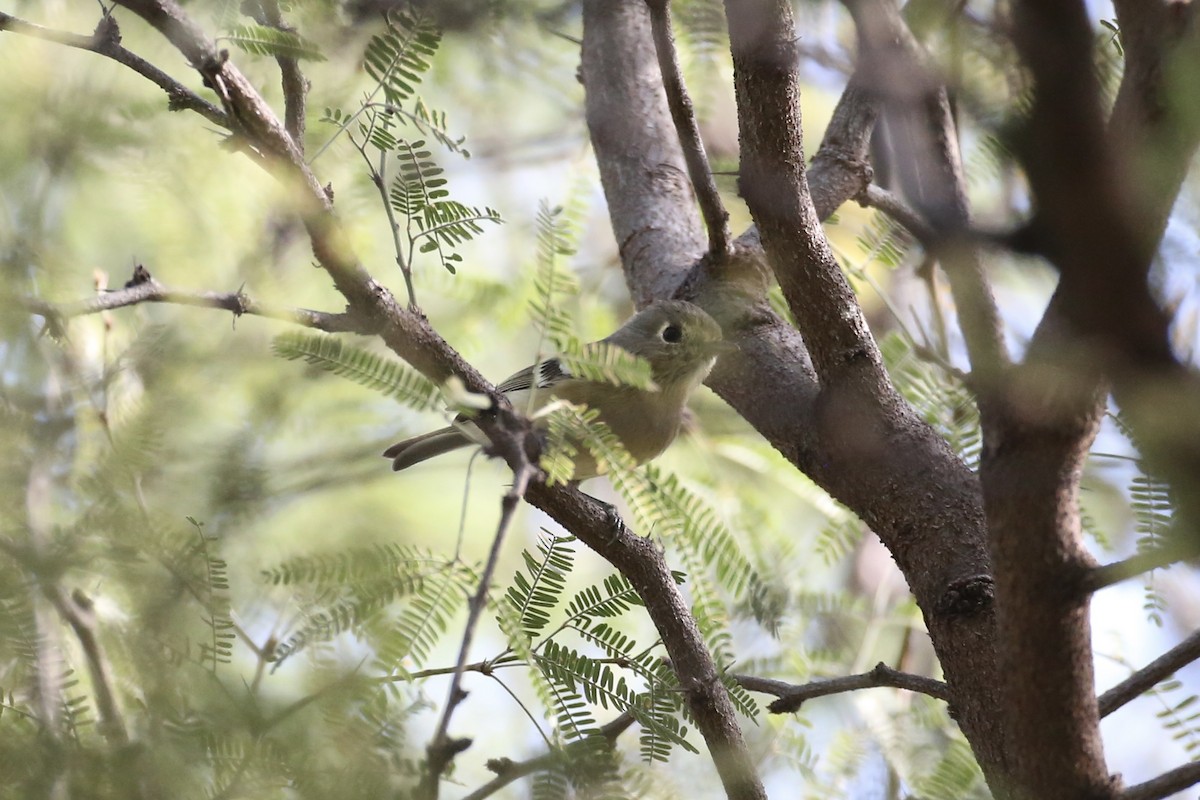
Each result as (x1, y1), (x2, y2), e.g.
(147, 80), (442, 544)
(581, 0), (1009, 789)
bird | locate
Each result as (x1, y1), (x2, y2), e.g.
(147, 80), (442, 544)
(383, 300), (727, 480)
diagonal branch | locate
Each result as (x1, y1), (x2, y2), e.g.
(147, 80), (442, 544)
(645, 0), (730, 257)
(856, 183), (935, 245)
(0, 11), (229, 128)
(1120, 761), (1200, 800)
(45, 588), (130, 749)
(1098, 629), (1200, 718)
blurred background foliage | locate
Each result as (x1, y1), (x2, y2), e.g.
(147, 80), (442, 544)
(0, 1), (1197, 798)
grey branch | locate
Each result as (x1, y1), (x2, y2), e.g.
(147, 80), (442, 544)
(19, 273), (368, 334)
(0, 11), (229, 127)
(1098, 629), (1200, 718)
(646, 0), (730, 256)
(734, 662), (950, 714)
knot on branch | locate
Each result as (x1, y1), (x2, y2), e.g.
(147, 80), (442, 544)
(934, 573), (994, 617)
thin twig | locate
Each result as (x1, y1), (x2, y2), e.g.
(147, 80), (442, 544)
(420, 462), (539, 799)
(460, 711), (636, 800)
(1120, 760), (1200, 800)
(18, 269), (369, 334)
(645, 0), (730, 257)
(1098, 629), (1200, 718)
(355, 127), (417, 309)
(397, 660), (499, 681)
(734, 662), (950, 714)
(0, 11), (229, 128)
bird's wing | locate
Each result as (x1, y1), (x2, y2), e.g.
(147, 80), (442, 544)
(496, 357), (571, 395)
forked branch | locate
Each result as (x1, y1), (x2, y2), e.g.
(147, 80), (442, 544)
(0, 11), (228, 127)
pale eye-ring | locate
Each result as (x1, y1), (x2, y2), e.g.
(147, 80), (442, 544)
(661, 323), (683, 343)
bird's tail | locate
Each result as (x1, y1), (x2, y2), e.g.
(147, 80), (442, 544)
(383, 427), (473, 471)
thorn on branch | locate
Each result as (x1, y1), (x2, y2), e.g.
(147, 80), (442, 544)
(124, 264), (153, 288)
(91, 12), (120, 49)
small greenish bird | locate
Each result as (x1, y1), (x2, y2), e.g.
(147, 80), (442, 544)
(383, 300), (726, 480)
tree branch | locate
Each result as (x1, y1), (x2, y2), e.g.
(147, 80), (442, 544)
(856, 183), (935, 245)
(0, 10), (229, 128)
(257, 0), (308, 150)
(581, 0), (709, 305)
(1120, 761), (1200, 800)
(421, 461), (539, 799)
(584, 0), (1006, 789)
(1081, 544), (1196, 595)
(17, 268), (369, 334)
(645, 0), (730, 257)
(733, 663), (950, 713)
(843, 0), (1009, 382)
(724, 0), (884, 382)
(460, 711), (636, 800)
(1098, 629), (1200, 718)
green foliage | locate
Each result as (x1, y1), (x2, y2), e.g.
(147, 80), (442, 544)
(386, 138), (502, 274)
(262, 540), (476, 668)
(556, 341), (657, 392)
(529, 199), (582, 352)
(814, 513), (865, 567)
(190, 518), (235, 672)
(222, 22), (326, 61)
(363, 9), (441, 106)
(1115, 413), (1177, 626)
(854, 210), (914, 270)
(909, 738), (991, 800)
(489, 534), (702, 767)
(881, 333), (982, 469)
(272, 331), (441, 411)
(507, 534), (574, 637)
(1151, 678), (1200, 760)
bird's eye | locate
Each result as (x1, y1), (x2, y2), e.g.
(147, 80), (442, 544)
(661, 324), (683, 343)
